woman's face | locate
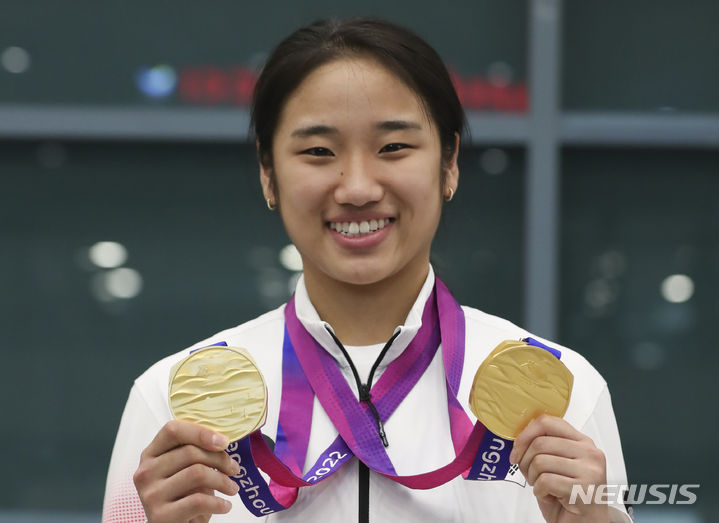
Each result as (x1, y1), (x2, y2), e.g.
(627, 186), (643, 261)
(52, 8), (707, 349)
(261, 57), (458, 289)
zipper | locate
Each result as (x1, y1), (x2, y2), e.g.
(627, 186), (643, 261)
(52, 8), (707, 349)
(358, 461), (370, 523)
(325, 327), (401, 523)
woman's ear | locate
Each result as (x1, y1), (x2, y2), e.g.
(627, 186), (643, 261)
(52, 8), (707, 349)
(259, 162), (275, 202)
(444, 132), (460, 196)
(258, 141), (277, 205)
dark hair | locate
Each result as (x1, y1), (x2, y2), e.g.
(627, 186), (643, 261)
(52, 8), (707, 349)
(251, 17), (466, 183)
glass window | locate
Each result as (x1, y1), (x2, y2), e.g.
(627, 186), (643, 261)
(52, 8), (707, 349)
(560, 148), (719, 519)
(436, 146), (525, 322)
(1, 1), (527, 112)
(562, 2), (719, 111)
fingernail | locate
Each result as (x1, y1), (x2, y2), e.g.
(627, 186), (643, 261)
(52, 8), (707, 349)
(509, 449), (516, 464)
(231, 460), (241, 475)
(212, 433), (230, 449)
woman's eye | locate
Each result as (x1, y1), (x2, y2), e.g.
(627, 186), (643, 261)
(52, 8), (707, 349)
(379, 143), (410, 153)
(301, 147), (334, 157)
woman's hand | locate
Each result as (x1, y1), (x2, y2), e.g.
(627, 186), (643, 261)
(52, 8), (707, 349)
(133, 420), (241, 523)
(510, 415), (610, 523)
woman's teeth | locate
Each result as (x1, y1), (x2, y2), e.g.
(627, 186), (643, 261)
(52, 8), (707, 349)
(329, 218), (390, 237)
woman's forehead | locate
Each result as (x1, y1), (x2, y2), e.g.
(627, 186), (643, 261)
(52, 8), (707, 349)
(278, 57), (434, 134)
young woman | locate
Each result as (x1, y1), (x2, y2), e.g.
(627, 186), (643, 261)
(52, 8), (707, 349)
(103, 18), (631, 523)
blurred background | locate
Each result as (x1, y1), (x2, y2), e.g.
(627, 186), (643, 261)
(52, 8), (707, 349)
(1, 0), (717, 522)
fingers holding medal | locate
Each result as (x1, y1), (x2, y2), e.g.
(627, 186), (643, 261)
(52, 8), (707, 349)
(132, 347), (269, 523)
(511, 415), (609, 523)
(468, 338), (609, 522)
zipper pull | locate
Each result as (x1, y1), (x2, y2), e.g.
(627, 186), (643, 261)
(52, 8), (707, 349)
(359, 383), (372, 402)
(377, 420), (389, 448)
(360, 384), (389, 447)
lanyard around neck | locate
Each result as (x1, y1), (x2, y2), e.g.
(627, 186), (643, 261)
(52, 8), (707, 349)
(227, 279), (551, 516)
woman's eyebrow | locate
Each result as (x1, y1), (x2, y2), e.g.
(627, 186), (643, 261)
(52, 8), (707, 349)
(290, 120), (421, 138)
(376, 120), (422, 131)
(291, 125), (338, 138)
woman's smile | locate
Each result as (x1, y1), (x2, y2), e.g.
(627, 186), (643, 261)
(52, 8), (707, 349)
(328, 217), (395, 249)
(327, 217), (393, 237)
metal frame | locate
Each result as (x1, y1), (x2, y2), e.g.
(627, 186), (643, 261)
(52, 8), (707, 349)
(3, 105), (718, 147)
(2, 0), (718, 340)
(525, 0), (562, 338)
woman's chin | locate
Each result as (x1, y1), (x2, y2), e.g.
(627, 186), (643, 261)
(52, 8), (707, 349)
(308, 262), (395, 289)
(332, 269), (389, 288)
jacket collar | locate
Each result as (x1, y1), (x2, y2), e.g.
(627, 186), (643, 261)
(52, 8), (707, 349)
(292, 266), (436, 370)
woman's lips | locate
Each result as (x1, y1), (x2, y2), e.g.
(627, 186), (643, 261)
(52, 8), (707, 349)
(327, 217), (393, 237)
(327, 218), (394, 248)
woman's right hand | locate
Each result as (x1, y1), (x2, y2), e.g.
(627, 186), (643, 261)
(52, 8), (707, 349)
(133, 420), (241, 523)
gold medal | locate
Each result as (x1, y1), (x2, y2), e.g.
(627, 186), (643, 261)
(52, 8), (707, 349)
(469, 340), (573, 440)
(168, 346), (268, 443)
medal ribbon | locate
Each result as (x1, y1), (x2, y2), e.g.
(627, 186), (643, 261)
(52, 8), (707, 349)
(226, 279), (562, 516)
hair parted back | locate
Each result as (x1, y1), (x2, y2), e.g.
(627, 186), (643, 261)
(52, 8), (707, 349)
(251, 17), (466, 174)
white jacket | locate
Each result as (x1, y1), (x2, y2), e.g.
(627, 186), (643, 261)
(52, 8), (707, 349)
(103, 268), (631, 522)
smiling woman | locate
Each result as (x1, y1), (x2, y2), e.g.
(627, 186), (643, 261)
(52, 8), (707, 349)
(103, 17), (631, 523)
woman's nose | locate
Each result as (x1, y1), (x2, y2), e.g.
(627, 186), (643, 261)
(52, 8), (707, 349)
(333, 154), (384, 207)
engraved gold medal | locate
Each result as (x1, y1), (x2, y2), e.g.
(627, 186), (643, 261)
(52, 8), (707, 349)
(168, 346), (268, 443)
(469, 340), (573, 440)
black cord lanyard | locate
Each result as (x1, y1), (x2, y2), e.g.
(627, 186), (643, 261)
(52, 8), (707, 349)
(325, 326), (401, 523)
(325, 326), (401, 447)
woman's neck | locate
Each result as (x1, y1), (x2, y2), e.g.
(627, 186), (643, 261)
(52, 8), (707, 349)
(303, 264), (430, 346)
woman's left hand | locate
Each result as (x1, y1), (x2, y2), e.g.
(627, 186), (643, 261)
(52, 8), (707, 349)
(509, 414), (610, 523)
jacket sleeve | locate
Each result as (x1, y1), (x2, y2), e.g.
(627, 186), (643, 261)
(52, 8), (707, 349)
(578, 386), (633, 523)
(102, 384), (163, 523)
